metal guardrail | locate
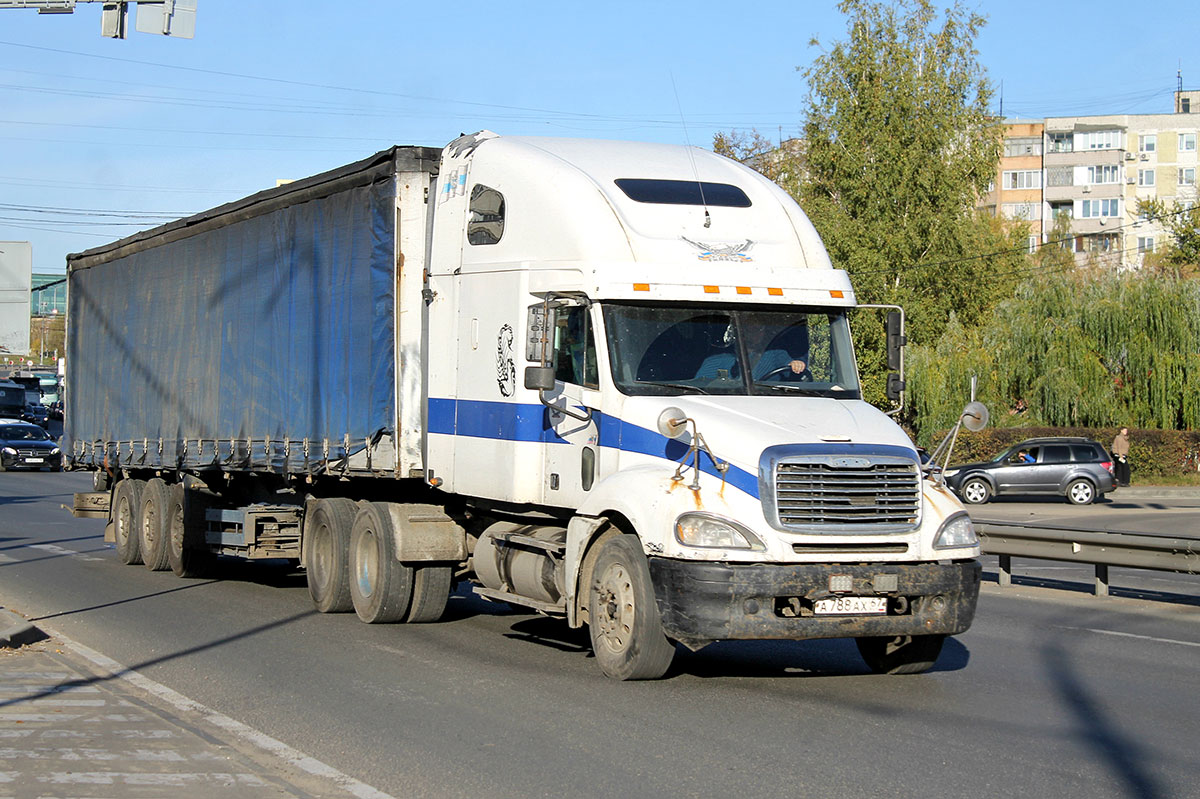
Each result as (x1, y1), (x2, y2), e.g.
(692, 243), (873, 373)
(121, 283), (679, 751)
(975, 521), (1200, 598)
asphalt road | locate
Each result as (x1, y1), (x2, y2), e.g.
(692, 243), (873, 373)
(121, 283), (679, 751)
(3, 472), (1199, 798)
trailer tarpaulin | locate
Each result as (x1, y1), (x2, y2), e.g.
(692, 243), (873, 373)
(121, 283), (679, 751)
(66, 175), (396, 473)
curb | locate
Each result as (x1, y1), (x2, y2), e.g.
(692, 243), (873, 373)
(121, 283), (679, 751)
(0, 606), (49, 648)
(1110, 486), (1200, 499)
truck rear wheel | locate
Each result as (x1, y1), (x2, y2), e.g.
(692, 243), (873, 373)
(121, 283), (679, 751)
(305, 498), (357, 613)
(586, 535), (675, 680)
(166, 483), (215, 578)
(856, 634), (946, 675)
(407, 565), (452, 623)
(138, 478), (172, 572)
(349, 502), (414, 623)
(113, 479), (144, 565)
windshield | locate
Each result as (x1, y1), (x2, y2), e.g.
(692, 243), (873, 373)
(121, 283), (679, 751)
(602, 303), (860, 397)
(0, 425), (50, 441)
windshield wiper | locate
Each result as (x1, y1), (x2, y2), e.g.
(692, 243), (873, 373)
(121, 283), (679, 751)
(637, 380), (710, 395)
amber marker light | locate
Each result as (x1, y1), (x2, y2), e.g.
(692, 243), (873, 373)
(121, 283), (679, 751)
(830, 290), (844, 298)
(736, 286), (752, 295)
(704, 285), (720, 293)
(633, 283), (650, 291)
(767, 287), (783, 296)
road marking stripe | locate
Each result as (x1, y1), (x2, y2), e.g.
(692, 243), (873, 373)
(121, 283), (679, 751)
(1076, 627), (1200, 648)
(48, 630), (398, 799)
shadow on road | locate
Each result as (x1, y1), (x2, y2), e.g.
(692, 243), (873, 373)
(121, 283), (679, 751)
(1042, 641), (1165, 799)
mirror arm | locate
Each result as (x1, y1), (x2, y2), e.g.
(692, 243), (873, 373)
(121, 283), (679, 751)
(537, 388), (592, 423)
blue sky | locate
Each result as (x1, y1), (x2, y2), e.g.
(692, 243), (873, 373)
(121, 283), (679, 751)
(2, 0), (1197, 273)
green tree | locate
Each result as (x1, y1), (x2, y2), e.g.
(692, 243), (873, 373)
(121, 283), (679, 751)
(1135, 197), (1200, 276)
(800, 0), (1020, 335)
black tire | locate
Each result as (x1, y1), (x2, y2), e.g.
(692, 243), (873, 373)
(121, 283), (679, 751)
(166, 483), (215, 578)
(407, 565), (452, 623)
(92, 470), (111, 492)
(1066, 478), (1096, 505)
(856, 634), (946, 675)
(305, 497), (357, 613)
(138, 478), (172, 572)
(112, 479), (144, 565)
(959, 476), (991, 505)
(586, 535), (675, 680)
(349, 502), (414, 623)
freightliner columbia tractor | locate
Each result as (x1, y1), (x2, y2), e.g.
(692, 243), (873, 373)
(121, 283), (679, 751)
(67, 131), (982, 679)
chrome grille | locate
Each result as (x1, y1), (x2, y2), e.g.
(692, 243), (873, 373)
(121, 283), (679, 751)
(773, 459), (920, 532)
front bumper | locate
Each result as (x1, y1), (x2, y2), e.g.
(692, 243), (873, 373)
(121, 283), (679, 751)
(1, 451), (62, 470)
(648, 558), (981, 648)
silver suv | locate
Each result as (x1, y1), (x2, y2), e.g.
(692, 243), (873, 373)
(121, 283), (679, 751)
(945, 437), (1115, 505)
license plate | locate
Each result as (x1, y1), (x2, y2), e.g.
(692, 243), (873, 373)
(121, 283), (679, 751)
(25, 457), (44, 464)
(814, 596), (887, 615)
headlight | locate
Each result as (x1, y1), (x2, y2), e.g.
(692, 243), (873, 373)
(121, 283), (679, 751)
(50, 448), (60, 456)
(934, 512), (977, 549)
(1, 447), (14, 456)
(674, 512), (765, 550)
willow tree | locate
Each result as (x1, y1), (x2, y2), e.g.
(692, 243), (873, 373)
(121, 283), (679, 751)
(907, 272), (1200, 439)
(799, 0), (1018, 347)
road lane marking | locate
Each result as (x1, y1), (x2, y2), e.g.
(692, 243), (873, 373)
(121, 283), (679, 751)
(1067, 626), (1200, 648)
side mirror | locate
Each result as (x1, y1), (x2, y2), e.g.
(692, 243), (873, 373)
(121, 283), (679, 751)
(961, 401), (989, 432)
(886, 372), (905, 402)
(523, 365), (555, 391)
(656, 407), (688, 439)
(885, 310), (905, 371)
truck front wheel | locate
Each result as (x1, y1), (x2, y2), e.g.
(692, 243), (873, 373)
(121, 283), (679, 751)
(305, 498), (357, 613)
(587, 535), (675, 680)
(856, 634), (946, 675)
(113, 479), (144, 565)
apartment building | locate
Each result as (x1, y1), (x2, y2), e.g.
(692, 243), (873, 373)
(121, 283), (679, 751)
(992, 90), (1199, 268)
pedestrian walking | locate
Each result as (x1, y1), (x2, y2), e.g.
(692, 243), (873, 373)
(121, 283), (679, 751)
(1111, 426), (1131, 486)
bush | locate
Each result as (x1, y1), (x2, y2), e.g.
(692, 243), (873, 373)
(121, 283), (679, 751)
(931, 426), (1200, 479)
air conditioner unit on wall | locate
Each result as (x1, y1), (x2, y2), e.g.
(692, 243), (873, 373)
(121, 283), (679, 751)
(1082, 185), (1092, 193)
(1140, 153), (1149, 161)
(1125, 152), (1135, 160)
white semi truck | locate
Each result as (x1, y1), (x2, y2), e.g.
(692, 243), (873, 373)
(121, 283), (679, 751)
(68, 131), (981, 679)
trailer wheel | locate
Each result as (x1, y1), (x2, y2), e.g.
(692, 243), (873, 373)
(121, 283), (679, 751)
(407, 565), (452, 623)
(166, 483), (215, 578)
(138, 479), (172, 572)
(586, 535), (675, 680)
(113, 479), (144, 565)
(349, 502), (414, 623)
(856, 634), (946, 675)
(305, 498), (357, 613)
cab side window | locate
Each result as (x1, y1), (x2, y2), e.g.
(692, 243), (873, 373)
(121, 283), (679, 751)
(553, 306), (598, 388)
(467, 185), (505, 245)
(1042, 445), (1070, 464)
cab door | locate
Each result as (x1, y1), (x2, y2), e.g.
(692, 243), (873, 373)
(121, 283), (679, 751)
(540, 303), (603, 508)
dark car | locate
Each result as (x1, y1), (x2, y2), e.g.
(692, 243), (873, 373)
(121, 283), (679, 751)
(945, 437), (1115, 506)
(0, 419), (63, 471)
(21, 403), (50, 429)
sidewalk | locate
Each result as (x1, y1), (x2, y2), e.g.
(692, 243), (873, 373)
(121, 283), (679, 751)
(1109, 484), (1200, 499)
(0, 614), (390, 799)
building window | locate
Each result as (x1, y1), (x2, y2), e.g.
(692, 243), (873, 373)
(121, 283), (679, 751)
(1079, 130), (1121, 150)
(1138, 169), (1156, 187)
(1137, 236), (1155, 253)
(1080, 198), (1121, 218)
(1004, 137), (1043, 157)
(1050, 201), (1073, 220)
(1085, 165), (1120, 184)
(1026, 235), (1038, 254)
(1002, 203), (1040, 220)
(1047, 132), (1073, 153)
(1046, 166), (1073, 187)
(1138, 134), (1157, 153)
(1179, 168), (1196, 186)
(1180, 133), (1197, 152)
(1086, 234), (1118, 252)
(1003, 170), (1042, 190)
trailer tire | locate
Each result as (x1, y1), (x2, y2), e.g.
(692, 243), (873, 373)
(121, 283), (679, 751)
(856, 634), (946, 675)
(407, 565), (452, 623)
(586, 534), (675, 680)
(305, 498), (357, 613)
(113, 479), (144, 565)
(166, 483), (215, 578)
(349, 502), (414, 623)
(138, 478), (172, 572)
